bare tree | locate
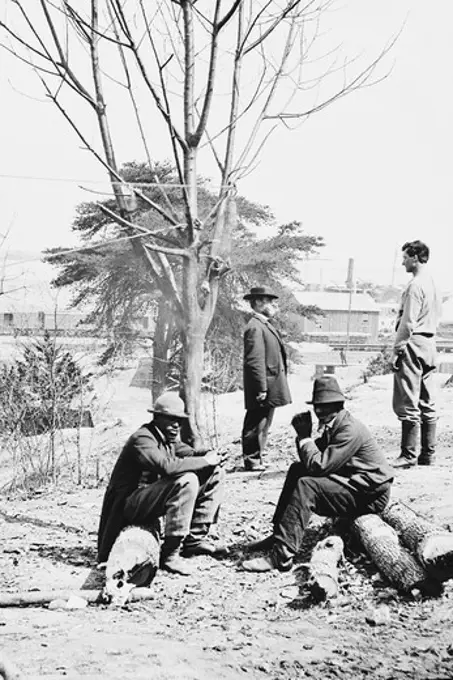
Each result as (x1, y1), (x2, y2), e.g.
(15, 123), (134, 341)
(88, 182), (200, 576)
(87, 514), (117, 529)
(0, 1), (395, 444)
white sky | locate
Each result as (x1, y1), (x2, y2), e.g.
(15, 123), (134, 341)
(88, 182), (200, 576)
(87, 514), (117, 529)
(0, 0), (452, 308)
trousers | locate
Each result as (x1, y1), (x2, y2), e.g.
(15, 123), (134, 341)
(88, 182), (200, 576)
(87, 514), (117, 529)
(241, 406), (275, 466)
(123, 466), (224, 539)
(393, 335), (437, 423)
(272, 462), (391, 555)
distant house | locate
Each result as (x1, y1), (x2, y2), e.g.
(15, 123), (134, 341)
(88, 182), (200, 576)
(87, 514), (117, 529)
(293, 290), (380, 343)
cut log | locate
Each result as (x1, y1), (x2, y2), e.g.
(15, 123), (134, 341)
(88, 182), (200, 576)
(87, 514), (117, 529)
(307, 535), (344, 601)
(382, 501), (453, 581)
(0, 587), (154, 608)
(353, 514), (440, 594)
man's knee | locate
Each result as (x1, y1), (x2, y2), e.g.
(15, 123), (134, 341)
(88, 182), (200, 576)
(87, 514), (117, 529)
(172, 472), (200, 499)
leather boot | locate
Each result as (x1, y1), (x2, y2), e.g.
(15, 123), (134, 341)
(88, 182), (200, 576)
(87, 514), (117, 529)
(182, 524), (228, 558)
(160, 537), (194, 576)
(419, 421), (437, 466)
(393, 421), (419, 468)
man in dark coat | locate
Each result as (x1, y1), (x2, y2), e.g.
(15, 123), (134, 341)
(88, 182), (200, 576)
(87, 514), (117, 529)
(97, 392), (226, 576)
(242, 376), (393, 572)
(242, 286), (292, 471)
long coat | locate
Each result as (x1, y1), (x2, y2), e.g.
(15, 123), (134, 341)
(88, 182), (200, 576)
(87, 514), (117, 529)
(243, 314), (291, 410)
(97, 423), (210, 563)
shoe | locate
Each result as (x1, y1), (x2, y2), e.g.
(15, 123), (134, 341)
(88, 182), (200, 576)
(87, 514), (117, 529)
(242, 554), (276, 572)
(243, 462), (267, 472)
(160, 554), (194, 576)
(182, 539), (229, 558)
(418, 455), (436, 466)
(392, 455), (417, 469)
(245, 535), (275, 552)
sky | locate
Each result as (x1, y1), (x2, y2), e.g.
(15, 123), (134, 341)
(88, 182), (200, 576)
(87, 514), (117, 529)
(0, 0), (452, 309)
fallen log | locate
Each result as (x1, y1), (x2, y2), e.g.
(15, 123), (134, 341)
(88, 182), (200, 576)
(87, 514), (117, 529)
(353, 514), (441, 595)
(307, 536), (344, 601)
(0, 587), (154, 609)
(382, 501), (453, 581)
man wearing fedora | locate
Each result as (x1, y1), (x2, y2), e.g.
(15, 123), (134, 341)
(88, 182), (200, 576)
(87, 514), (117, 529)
(241, 286), (292, 471)
(242, 376), (393, 572)
(97, 392), (226, 576)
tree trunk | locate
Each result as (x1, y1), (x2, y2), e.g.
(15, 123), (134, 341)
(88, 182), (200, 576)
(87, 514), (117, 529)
(353, 514), (440, 594)
(307, 536), (343, 601)
(382, 502), (453, 582)
(152, 298), (176, 401)
(180, 326), (205, 448)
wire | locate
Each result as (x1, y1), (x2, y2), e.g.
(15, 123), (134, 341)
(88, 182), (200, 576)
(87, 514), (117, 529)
(2, 228), (170, 271)
(0, 172), (233, 189)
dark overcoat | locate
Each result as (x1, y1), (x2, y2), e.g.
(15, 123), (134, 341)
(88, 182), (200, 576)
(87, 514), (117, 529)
(298, 409), (394, 491)
(97, 423), (209, 563)
(243, 314), (292, 410)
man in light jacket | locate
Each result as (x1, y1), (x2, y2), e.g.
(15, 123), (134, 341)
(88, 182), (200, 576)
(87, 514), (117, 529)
(242, 286), (292, 471)
(391, 240), (441, 468)
(242, 376), (393, 572)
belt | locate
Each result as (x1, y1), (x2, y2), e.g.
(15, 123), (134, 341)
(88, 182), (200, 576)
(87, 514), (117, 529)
(413, 332), (434, 338)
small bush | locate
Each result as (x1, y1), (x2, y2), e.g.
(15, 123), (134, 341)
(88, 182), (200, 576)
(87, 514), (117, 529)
(362, 347), (393, 383)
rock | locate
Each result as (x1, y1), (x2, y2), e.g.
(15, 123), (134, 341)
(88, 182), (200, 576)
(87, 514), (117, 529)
(66, 595), (88, 609)
(365, 605), (391, 626)
(48, 599), (68, 610)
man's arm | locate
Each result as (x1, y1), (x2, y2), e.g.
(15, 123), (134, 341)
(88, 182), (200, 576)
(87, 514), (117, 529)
(297, 423), (362, 476)
(134, 431), (212, 477)
(393, 287), (423, 358)
(244, 324), (267, 401)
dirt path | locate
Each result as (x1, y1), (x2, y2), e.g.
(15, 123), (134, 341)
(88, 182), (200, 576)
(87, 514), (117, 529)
(1, 373), (453, 678)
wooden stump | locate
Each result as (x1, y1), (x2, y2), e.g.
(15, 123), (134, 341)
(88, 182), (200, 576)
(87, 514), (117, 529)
(382, 501), (453, 581)
(353, 514), (438, 594)
(307, 536), (344, 601)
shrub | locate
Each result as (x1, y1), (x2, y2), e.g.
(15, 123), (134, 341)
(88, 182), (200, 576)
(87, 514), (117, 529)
(362, 347), (393, 383)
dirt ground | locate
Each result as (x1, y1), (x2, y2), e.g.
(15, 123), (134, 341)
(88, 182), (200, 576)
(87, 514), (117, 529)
(1, 359), (453, 679)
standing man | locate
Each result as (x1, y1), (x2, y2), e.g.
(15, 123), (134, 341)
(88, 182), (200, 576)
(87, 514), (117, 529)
(98, 392), (226, 576)
(391, 240), (441, 468)
(242, 376), (393, 572)
(241, 286), (292, 471)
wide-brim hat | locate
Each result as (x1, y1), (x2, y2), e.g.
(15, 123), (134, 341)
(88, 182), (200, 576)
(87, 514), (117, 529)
(243, 286), (279, 301)
(306, 376), (345, 405)
(147, 392), (189, 419)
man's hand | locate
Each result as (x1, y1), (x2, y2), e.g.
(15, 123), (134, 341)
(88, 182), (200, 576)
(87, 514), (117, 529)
(391, 349), (405, 372)
(204, 449), (229, 467)
(256, 391), (267, 404)
(291, 411), (312, 439)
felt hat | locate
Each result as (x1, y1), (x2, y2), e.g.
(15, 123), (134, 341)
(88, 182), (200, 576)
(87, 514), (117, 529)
(147, 392), (189, 419)
(306, 376), (345, 405)
(243, 286), (279, 301)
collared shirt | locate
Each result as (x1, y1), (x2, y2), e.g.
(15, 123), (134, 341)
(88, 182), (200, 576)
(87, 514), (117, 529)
(394, 270), (441, 352)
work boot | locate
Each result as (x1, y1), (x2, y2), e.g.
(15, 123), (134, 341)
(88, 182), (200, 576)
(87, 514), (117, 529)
(242, 541), (294, 573)
(419, 421), (437, 466)
(393, 421), (419, 468)
(160, 537), (194, 576)
(245, 534), (275, 552)
(182, 523), (228, 558)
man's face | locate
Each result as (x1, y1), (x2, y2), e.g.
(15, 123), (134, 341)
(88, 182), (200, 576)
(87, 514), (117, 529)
(402, 249), (418, 273)
(254, 296), (278, 318)
(313, 403), (339, 426)
(154, 415), (182, 443)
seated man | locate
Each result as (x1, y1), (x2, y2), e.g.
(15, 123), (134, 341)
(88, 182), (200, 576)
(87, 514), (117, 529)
(242, 376), (393, 572)
(97, 392), (226, 576)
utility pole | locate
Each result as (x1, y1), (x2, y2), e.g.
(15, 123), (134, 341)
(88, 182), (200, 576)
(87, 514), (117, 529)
(345, 258), (355, 351)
